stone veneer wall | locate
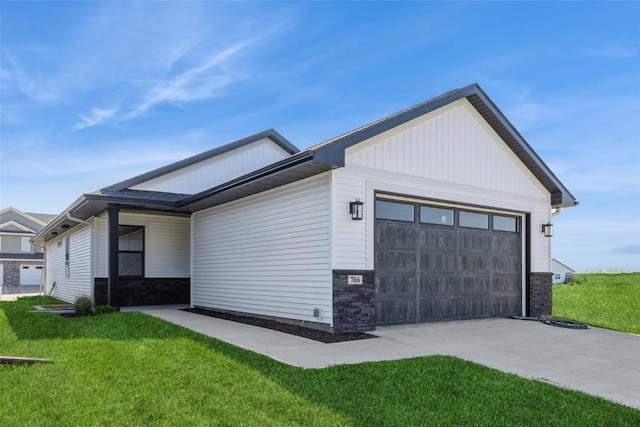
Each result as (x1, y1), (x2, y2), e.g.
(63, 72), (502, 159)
(2, 262), (20, 287)
(332, 270), (375, 334)
(94, 277), (190, 307)
(530, 272), (553, 317)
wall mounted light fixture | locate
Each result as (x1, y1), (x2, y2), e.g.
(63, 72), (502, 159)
(349, 199), (364, 220)
(541, 223), (553, 237)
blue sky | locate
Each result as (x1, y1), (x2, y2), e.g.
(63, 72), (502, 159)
(1, 1), (639, 272)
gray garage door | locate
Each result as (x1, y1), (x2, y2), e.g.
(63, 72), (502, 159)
(375, 199), (522, 325)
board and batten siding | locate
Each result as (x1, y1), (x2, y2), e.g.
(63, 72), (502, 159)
(95, 213), (190, 278)
(192, 173), (333, 325)
(333, 98), (551, 272)
(45, 224), (92, 303)
(130, 138), (291, 195)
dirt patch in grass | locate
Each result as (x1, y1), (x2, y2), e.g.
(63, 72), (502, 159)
(182, 307), (376, 343)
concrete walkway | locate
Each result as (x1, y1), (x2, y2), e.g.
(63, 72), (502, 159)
(143, 308), (640, 410)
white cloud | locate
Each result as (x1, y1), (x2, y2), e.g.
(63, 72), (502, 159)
(127, 42), (249, 119)
(74, 108), (118, 130)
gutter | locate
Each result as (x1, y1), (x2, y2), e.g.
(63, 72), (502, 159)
(66, 212), (91, 225)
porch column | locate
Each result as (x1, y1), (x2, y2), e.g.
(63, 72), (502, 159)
(108, 207), (120, 307)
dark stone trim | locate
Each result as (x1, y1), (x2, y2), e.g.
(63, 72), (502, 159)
(530, 272), (553, 317)
(332, 270), (375, 334)
(94, 277), (190, 307)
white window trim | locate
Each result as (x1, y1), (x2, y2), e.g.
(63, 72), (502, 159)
(22, 237), (31, 252)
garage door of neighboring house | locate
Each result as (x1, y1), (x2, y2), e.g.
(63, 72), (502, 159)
(375, 198), (523, 325)
(20, 265), (43, 286)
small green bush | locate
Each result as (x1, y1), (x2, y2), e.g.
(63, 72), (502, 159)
(74, 295), (94, 316)
(94, 305), (119, 315)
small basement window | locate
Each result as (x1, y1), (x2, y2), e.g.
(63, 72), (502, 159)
(375, 200), (414, 222)
(459, 211), (488, 229)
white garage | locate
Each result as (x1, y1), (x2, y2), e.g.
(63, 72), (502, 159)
(20, 264), (43, 286)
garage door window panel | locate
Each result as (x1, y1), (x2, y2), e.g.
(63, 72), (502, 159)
(420, 206), (454, 226)
(375, 200), (414, 222)
(459, 211), (489, 229)
(493, 215), (519, 232)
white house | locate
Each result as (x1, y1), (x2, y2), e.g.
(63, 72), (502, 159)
(1, 207), (56, 294)
(33, 84), (577, 333)
(552, 259), (576, 284)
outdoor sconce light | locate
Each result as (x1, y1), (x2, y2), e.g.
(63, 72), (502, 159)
(349, 199), (364, 221)
(541, 223), (553, 237)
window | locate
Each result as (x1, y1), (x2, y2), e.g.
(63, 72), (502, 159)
(459, 211), (488, 229)
(493, 215), (518, 232)
(375, 200), (414, 222)
(65, 237), (70, 278)
(555, 274), (561, 280)
(119, 225), (144, 277)
(22, 237), (31, 252)
(420, 206), (454, 226)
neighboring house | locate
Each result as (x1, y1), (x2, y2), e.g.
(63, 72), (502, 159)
(552, 259), (576, 284)
(33, 84), (577, 333)
(0, 207), (56, 294)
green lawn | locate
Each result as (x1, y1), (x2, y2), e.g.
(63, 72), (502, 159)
(1, 297), (639, 426)
(553, 272), (640, 334)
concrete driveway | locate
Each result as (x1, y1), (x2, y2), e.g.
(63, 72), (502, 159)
(144, 309), (640, 410)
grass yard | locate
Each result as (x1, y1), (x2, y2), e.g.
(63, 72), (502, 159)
(553, 272), (640, 335)
(1, 297), (639, 426)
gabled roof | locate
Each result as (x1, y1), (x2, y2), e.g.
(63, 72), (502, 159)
(34, 83), (577, 242)
(0, 207), (51, 227)
(552, 259), (576, 272)
(103, 129), (299, 192)
(0, 221), (37, 233)
(308, 83), (577, 208)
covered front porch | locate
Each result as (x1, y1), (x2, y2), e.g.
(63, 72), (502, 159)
(94, 206), (191, 307)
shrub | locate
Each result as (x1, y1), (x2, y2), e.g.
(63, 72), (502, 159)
(94, 305), (119, 315)
(74, 295), (94, 316)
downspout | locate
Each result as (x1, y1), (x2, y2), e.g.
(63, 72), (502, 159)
(31, 242), (47, 295)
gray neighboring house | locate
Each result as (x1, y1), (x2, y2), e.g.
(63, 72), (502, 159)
(0, 207), (56, 294)
(33, 84), (578, 334)
(551, 259), (576, 284)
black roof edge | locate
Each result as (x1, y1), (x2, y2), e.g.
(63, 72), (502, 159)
(102, 129), (300, 192)
(313, 83), (577, 208)
(178, 150), (319, 207)
(465, 85), (577, 207)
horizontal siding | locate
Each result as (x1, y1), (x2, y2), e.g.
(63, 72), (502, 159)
(46, 225), (92, 303)
(346, 100), (546, 200)
(131, 138), (290, 194)
(192, 173), (332, 324)
(333, 172), (368, 269)
(95, 213), (190, 278)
